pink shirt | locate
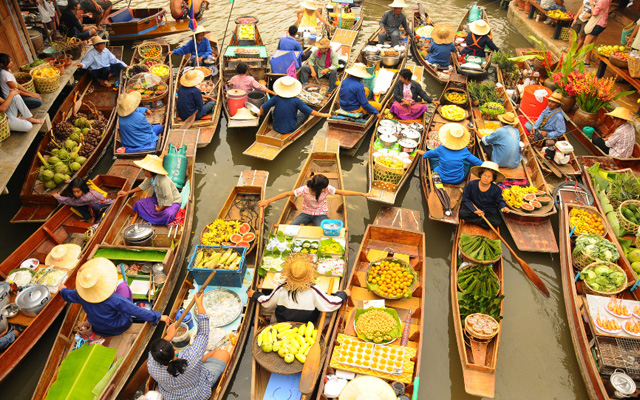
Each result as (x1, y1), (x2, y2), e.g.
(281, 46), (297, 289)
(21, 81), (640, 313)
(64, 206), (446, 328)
(229, 74), (268, 93)
(293, 184), (336, 215)
(593, 0), (611, 27)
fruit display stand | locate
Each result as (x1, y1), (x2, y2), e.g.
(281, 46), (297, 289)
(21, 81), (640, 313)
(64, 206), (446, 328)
(594, 51), (640, 93)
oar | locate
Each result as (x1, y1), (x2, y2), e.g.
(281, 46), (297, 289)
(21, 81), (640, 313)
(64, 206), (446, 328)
(180, 111), (198, 129)
(471, 202), (550, 297)
(121, 270), (218, 399)
(73, 82), (93, 115)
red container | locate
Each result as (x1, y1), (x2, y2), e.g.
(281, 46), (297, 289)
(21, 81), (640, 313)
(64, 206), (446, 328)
(519, 85), (551, 120)
(227, 89), (247, 117)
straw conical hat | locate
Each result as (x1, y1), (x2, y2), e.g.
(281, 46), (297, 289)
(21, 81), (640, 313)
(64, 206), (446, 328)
(547, 92), (563, 104)
(345, 63), (371, 79)
(471, 161), (506, 183)
(438, 122), (470, 150)
(45, 244), (82, 270)
(301, 0), (317, 10)
(431, 23), (456, 45)
(388, 0), (407, 8)
(497, 112), (519, 125)
(273, 76), (302, 98)
(117, 91), (142, 117)
(194, 25), (210, 35)
(180, 69), (204, 87)
(606, 106), (633, 121)
(315, 38), (331, 49)
(469, 19), (491, 36)
(339, 376), (396, 400)
(134, 154), (168, 175)
(230, 107), (256, 120)
(76, 258), (118, 303)
(281, 253), (318, 291)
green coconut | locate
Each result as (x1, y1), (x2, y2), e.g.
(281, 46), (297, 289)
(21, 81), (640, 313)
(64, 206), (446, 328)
(63, 174), (70, 181)
(47, 156), (61, 165)
(65, 140), (77, 150)
(69, 133), (80, 142)
(42, 170), (54, 181)
(55, 163), (69, 174)
(74, 118), (82, 127)
(44, 180), (57, 190)
(70, 162), (81, 172)
(57, 148), (68, 159)
(53, 173), (65, 184)
(50, 148), (59, 156)
(76, 156), (87, 165)
(82, 128), (90, 135)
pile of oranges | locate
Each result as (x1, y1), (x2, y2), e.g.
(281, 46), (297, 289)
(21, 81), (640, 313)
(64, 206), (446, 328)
(367, 259), (415, 298)
(569, 208), (605, 236)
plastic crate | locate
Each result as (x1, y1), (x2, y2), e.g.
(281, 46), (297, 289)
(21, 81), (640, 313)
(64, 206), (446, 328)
(187, 245), (248, 287)
(321, 219), (343, 237)
(560, 27), (570, 41)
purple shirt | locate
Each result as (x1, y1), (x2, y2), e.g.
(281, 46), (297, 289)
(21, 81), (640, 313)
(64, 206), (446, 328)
(55, 189), (115, 207)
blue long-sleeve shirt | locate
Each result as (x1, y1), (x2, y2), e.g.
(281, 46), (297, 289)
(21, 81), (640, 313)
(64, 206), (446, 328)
(533, 107), (566, 139)
(426, 42), (455, 67)
(339, 77), (379, 115)
(423, 145), (483, 184)
(80, 48), (127, 70)
(176, 85), (204, 121)
(261, 95), (312, 134)
(118, 107), (158, 153)
(481, 126), (521, 169)
(61, 288), (161, 336)
(278, 36), (303, 52)
(461, 179), (507, 214)
(173, 38), (212, 59)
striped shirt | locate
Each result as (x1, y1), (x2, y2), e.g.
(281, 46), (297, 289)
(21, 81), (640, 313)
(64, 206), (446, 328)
(605, 123), (636, 158)
(293, 184), (336, 216)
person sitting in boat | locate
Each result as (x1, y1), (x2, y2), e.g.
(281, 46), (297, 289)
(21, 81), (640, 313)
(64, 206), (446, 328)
(61, 0), (98, 40)
(426, 23), (456, 68)
(54, 178), (114, 223)
(278, 25), (304, 66)
(296, 0), (331, 30)
(75, 36), (127, 88)
(116, 92), (163, 153)
(258, 172), (372, 226)
(524, 92), (565, 141)
(80, 0), (112, 28)
(176, 70), (216, 121)
(0, 88), (43, 132)
(338, 63), (382, 119)
(459, 161), (510, 229)
(389, 68), (436, 120)
(228, 62), (275, 96)
(0, 324), (24, 352)
(247, 253), (349, 323)
(148, 292), (231, 400)
(592, 106), (636, 158)
(0, 53), (42, 109)
(480, 112), (522, 169)
(378, 0), (410, 47)
(171, 0), (207, 21)
(117, 155), (182, 226)
(60, 258), (171, 337)
(460, 20), (498, 58)
(416, 123), (483, 185)
(257, 76), (328, 134)
(300, 38), (339, 93)
(168, 26), (215, 66)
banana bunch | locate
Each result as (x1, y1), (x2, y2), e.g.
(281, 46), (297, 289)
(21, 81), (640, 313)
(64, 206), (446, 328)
(194, 248), (242, 270)
(202, 219), (242, 246)
(502, 185), (538, 209)
(258, 321), (317, 364)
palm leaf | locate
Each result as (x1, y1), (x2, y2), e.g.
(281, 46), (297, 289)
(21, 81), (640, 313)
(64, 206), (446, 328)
(45, 344), (117, 400)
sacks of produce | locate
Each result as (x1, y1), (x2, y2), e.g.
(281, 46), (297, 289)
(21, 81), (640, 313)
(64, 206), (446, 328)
(580, 262), (627, 295)
(460, 234), (502, 263)
(572, 233), (620, 269)
(569, 207), (605, 236)
(457, 264), (500, 297)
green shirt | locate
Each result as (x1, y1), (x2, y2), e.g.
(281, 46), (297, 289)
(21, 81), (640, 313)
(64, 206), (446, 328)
(139, 175), (182, 207)
(308, 49), (339, 76)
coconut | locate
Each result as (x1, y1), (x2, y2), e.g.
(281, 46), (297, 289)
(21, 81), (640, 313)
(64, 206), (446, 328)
(69, 132), (80, 142)
(65, 139), (77, 150)
(57, 149), (68, 159)
(44, 180), (58, 190)
(76, 156), (87, 165)
(53, 173), (66, 184)
(82, 128), (90, 135)
(42, 170), (54, 181)
(55, 163), (69, 174)
(74, 118), (81, 127)
(50, 148), (59, 156)
(70, 162), (81, 172)
(63, 174), (70, 181)
(48, 156), (61, 165)
(78, 117), (87, 127)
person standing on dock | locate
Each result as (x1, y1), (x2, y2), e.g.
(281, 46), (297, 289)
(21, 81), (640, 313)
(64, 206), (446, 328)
(169, 26), (214, 66)
(460, 20), (499, 58)
(300, 38), (339, 92)
(524, 92), (566, 141)
(480, 112), (522, 169)
(338, 63), (382, 118)
(176, 70), (216, 121)
(378, 0), (410, 47)
(592, 107), (636, 158)
(581, 0), (611, 66)
(80, 0), (113, 28)
(75, 36), (126, 87)
(0, 53), (42, 109)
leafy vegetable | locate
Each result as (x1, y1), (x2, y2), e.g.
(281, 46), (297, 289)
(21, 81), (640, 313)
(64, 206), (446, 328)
(458, 292), (504, 323)
(580, 263), (626, 293)
(573, 234), (620, 263)
(460, 234), (502, 261)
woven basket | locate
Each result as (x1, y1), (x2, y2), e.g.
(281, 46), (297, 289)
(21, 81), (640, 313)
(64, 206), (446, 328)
(373, 159), (405, 185)
(366, 257), (417, 300)
(125, 64), (150, 79)
(437, 105), (468, 122)
(610, 55), (629, 69)
(30, 65), (60, 94)
(560, 27), (571, 41)
(443, 88), (468, 108)
(15, 72), (35, 93)
(629, 54), (640, 78)
(617, 200), (640, 235)
(149, 63), (170, 83)
(0, 113), (9, 143)
(464, 313), (500, 340)
(138, 41), (163, 59)
(572, 250), (599, 271)
(581, 261), (628, 296)
(459, 237), (501, 265)
(141, 57), (162, 68)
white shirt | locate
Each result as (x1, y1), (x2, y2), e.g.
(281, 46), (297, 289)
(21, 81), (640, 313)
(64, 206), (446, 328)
(37, 1), (55, 23)
(0, 69), (17, 99)
(633, 19), (640, 50)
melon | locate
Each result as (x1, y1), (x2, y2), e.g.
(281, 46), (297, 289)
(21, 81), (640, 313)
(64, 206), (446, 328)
(243, 232), (256, 242)
(222, 242), (235, 246)
(238, 223), (251, 234)
(230, 233), (243, 243)
(523, 193), (536, 201)
(530, 200), (542, 209)
(537, 196), (551, 205)
(535, 191), (546, 197)
(236, 241), (250, 247)
(521, 203), (535, 212)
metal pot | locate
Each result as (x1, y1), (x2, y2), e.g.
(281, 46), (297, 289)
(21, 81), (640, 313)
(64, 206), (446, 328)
(0, 314), (6, 335)
(152, 263), (165, 276)
(0, 283), (11, 309)
(171, 322), (191, 348)
(247, 90), (266, 108)
(379, 119), (398, 130)
(381, 54), (400, 68)
(401, 128), (421, 141)
(122, 223), (155, 246)
(363, 45), (380, 58)
(365, 55), (381, 69)
(16, 285), (50, 317)
(377, 126), (396, 138)
(408, 122), (424, 133)
(398, 138), (419, 153)
(607, 369), (636, 398)
(2, 303), (20, 319)
(378, 134), (397, 148)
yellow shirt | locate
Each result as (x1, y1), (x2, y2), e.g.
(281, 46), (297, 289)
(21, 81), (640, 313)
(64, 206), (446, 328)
(300, 9), (319, 28)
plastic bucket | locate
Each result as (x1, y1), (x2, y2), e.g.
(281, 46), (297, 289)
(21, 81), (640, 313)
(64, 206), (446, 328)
(228, 89), (247, 117)
(583, 126), (595, 139)
(519, 85), (551, 120)
(247, 90), (266, 108)
(469, 5), (482, 23)
(622, 23), (635, 45)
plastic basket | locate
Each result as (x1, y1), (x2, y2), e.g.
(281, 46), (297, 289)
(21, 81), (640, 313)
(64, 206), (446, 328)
(321, 219), (343, 236)
(15, 72), (35, 93)
(30, 65), (60, 94)
(187, 245), (248, 287)
(0, 113), (9, 143)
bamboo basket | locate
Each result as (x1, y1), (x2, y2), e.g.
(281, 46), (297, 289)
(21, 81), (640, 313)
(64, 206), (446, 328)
(572, 250), (600, 271)
(30, 65), (60, 94)
(149, 63), (170, 83)
(442, 87), (468, 108)
(629, 53), (640, 78)
(365, 257), (417, 300)
(464, 313), (500, 340)
(373, 158), (405, 185)
(617, 200), (640, 234)
(138, 41), (163, 59)
(581, 261), (628, 296)
(15, 72), (35, 93)
(140, 57), (162, 68)
(0, 113), (9, 142)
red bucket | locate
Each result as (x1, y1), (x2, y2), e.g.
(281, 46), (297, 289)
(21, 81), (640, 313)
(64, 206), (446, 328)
(228, 89), (247, 117)
(519, 85), (551, 120)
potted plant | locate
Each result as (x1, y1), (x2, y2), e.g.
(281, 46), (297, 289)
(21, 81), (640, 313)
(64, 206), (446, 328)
(511, 36), (560, 81)
(571, 71), (634, 128)
(551, 30), (594, 112)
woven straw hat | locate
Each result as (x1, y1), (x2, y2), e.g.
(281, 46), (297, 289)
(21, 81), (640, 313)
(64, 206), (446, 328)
(339, 376), (396, 400)
(471, 161), (506, 184)
(388, 0), (407, 8)
(180, 69), (204, 87)
(194, 25), (210, 35)
(90, 36), (108, 46)
(438, 122), (470, 150)
(76, 258), (118, 303)
(281, 253), (318, 291)
(134, 154), (168, 175)
(117, 91), (142, 117)
(345, 62), (371, 79)
(45, 244), (82, 270)
(606, 106), (633, 121)
(230, 107), (256, 120)
(497, 112), (519, 125)
(315, 38), (331, 49)
(469, 19), (491, 36)
(273, 76), (303, 98)
(547, 91), (563, 104)
(301, 0), (317, 10)
(431, 23), (456, 45)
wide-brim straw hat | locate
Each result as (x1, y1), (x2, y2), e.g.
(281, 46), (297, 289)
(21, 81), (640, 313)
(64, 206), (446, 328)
(90, 36), (108, 46)
(45, 244), (82, 270)
(469, 19), (491, 36)
(438, 122), (470, 150)
(388, 0), (407, 8)
(606, 106), (633, 121)
(547, 91), (563, 104)
(281, 253), (318, 292)
(345, 62), (371, 79)
(497, 111), (519, 125)
(273, 76), (302, 98)
(76, 258), (118, 303)
(134, 154), (168, 175)
(180, 69), (204, 87)
(301, 0), (317, 10)
(339, 376), (397, 400)
(471, 161), (506, 184)
(194, 25), (210, 35)
(315, 38), (331, 49)
(117, 91), (142, 117)
(431, 23), (456, 44)
(230, 107), (256, 120)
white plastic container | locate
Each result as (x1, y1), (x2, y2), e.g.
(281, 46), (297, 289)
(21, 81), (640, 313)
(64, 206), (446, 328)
(555, 140), (574, 154)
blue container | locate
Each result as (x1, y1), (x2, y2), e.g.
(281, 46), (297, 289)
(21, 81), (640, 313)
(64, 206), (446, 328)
(187, 245), (248, 287)
(176, 308), (194, 329)
(321, 219), (343, 237)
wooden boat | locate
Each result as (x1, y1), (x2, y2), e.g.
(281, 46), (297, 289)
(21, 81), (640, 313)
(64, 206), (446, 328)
(12, 49), (124, 224)
(325, 1), (364, 37)
(451, 221), (504, 398)
(171, 33), (223, 147)
(104, 8), (204, 42)
(222, 17), (270, 129)
(326, 27), (409, 154)
(0, 170), (137, 383)
(243, 28), (358, 160)
(315, 206), (425, 400)
(471, 84), (559, 253)
(419, 73), (472, 225)
(32, 129), (198, 400)
(251, 138), (348, 399)
(453, 6), (493, 79)
(410, 3), (454, 83)
(368, 65), (427, 204)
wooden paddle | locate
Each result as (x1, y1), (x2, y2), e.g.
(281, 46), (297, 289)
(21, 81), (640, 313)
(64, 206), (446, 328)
(471, 202), (550, 297)
(180, 111), (198, 129)
(426, 159), (445, 219)
(121, 270), (218, 398)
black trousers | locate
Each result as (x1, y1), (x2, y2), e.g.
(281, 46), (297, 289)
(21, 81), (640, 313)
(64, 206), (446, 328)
(459, 205), (502, 230)
(89, 63), (124, 81)
(592, 135), (610, 155)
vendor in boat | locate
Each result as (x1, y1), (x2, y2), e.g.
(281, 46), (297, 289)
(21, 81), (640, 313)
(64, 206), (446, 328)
(148, 292), (231, 400)
(480, 112), (522, 169)
(80, 0), (112, 28)
(459, 161), (510, 229)
(60, 258), (171, 337)
(0, 53), (42, 109)
(426, 23), (456, 68)
(61, 0), (98, 40)
(524, 92), (566, 141)
(247, 253), (349, 323)
(258, 172), (372, 226)
(278, 25), (304, 66)
(592, 106), (636, 158)
(176, 70), (216, 121)
(117, 155), (182, 226)
(116, 91), (163, 153)
(378, 0), (410, 47)
(169, 26), (215, 66)
(296, 0), (331, 30)
(171, 0), (207, 21)
(228, 62), (275, 96)
(300, 38), (339, 93)
(460, 20), (499, 58)
(389, 68), (436, 120)
(54, 178), (114, 223)
(0, 88), (43, 132)
(338, 63), (382, 118)
(257, 76), (328, 134)
(75, 36), (127, 88)
(416, 123), (483, 185)
(0, 325), (24, 352)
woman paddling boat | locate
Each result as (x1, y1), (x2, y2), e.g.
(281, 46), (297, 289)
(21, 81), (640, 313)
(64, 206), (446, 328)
(459, 161), (511, 229)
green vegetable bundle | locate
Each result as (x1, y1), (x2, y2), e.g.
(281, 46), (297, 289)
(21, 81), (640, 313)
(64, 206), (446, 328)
(460, 234), (502, 262)
(580, 263), (627, 293)
(573, 233), (620, 263)
(458, 292), (504, 323)
(458, 265), (500, 298)
(478, 102), (505, 117)
(598, 190), (624, 237)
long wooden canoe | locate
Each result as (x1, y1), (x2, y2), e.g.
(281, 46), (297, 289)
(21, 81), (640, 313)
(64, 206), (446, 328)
(410, 3), (454, 83)
(104, 8), (204, 42)
(315, 206), (425, 400)
(243, 29), (357, 160)
(326, 26), (409, 155)
(368, 65), (427, 204)
(452, 222), (504, 398)
(454, 6), (493, 79)
(32, 129), (198, 400)
(12, 48), (124, 223)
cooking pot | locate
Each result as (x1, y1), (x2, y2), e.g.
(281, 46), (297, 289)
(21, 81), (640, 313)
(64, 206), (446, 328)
(379, 134), (397, 148)
(381, 54), (400, 68)
(401, 128), (421, 141)
(365, 55), (381, 69)
(16, 285), (50, 317)
(398, 138), (419, 153)
(247, 90), (266, 109)
(2, 303), (20, 319)
(377, 126), (396, 138)
(363, 45), (380, 57)
(171, 322), (191, 348)
(0, 313), (6, 335)
(379, 119), (398, 130)
(0, 282), (11, 309)
(122, 223), (155, 246)
(408, 122), (424, 133)
(606, 369), (636, 398)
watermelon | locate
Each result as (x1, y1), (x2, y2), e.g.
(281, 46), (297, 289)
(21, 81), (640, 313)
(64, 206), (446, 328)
(521, 203), (535, 212)
(222, 242), (235, 246)
(530, 200), (542, 209)
(238, 223), (251, 234)
(537, 196), (551, 205)
(230, 233), (243, 243)
(236, 241), (250, 247)
(523, 193), (536, 201)
(243, 232), (256, 242)
(535, 191), (546, 197)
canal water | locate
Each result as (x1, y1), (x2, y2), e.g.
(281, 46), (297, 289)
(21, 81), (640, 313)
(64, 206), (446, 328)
(0, 0), (591, 398)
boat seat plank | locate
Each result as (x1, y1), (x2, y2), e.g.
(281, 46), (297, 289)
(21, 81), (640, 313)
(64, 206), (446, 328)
(243, 143), (282, 160)
(373, 207), (421, 231)
(500, 165), (527, 180)
(42, 226), (64, 245)
(361, 240), (420, 257)
(62, 219), (93, 231)
(63, 232), (87, 246)
(349, 286), (422, 310)
(10, 204), (58, 223)
(503, 215), (559, 253)
(103, 323), (144, 359)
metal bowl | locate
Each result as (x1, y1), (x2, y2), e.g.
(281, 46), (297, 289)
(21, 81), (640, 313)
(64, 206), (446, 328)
(379, 134), (397, 148)
(408, 122), (424, 133)
(377, 126), (396, 137)
(381, 54), (400, 67)
(398, 138), (419, 152)
(401, 128), (421, 141)
(2, 303), (19, 319)
(244, 101), (261, 115)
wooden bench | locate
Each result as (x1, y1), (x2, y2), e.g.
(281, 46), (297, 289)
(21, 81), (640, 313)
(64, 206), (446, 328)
(526, 0), (571, 40)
